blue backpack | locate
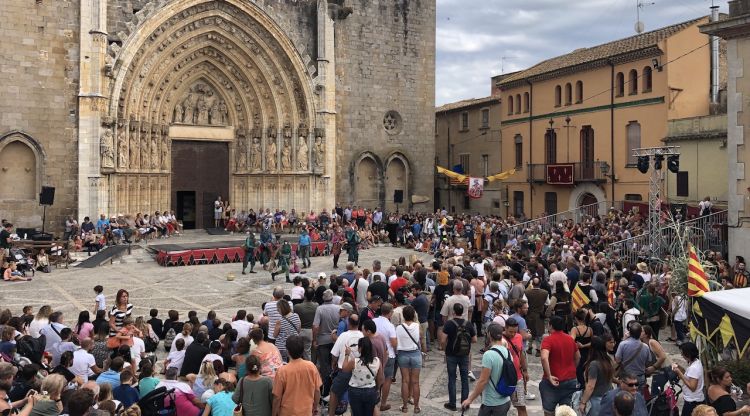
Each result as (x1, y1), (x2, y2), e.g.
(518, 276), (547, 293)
(489, 347), (517, 396)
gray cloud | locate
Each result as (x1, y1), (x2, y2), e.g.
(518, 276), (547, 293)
(436, 0), (727, 105)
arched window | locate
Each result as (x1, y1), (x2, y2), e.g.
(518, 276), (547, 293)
(554, 85), (562, 107)
(616, 72), (625, 97)
(515, 94), (521, 114)
(642, 66), (653, 92)
(628, 69), (638, 95)
(508, 95), (514, 115)
(575, 81), (583, 104)
(626, 121), (641, 166)
(0, 136), (38, 200)
(565, 83), (572, 105)
(523, 92), (530, 113)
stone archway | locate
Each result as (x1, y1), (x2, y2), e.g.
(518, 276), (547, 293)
(354, 152), (383, 208)
(384, 153), (410, 212)
(102, 0), (325, 216)
(0, 132), (45, 202)
(568, 183), (607, 215)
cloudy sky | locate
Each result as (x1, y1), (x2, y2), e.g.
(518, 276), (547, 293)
(435, 0), (728, 105)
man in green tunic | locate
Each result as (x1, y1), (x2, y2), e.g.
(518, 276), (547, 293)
(241, 232), (258, 275)
(345, 226), (360, 266)
(271, 240), (293, 283)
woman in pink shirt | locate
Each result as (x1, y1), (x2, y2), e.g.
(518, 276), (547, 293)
(75, 310), (94, 340)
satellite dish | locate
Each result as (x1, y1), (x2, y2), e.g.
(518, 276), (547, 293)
(635, 21), (645, 33)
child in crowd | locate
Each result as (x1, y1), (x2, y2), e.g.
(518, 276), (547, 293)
(165, 338), (186, 374)
(112, 370), (139, 407)
(94, 285), (106, 312)
(3, 261), (31, 281)
(148, 309), (163, 340)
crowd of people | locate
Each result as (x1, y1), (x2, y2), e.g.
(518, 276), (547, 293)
(0, 201), (745, 416)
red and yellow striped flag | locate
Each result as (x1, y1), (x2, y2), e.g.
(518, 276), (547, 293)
(607, 279), (617, 306)
(572, 284), (591, 311)
(687, 244), (710, 297)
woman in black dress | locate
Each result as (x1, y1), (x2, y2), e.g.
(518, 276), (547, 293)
(707, 367), (750, 416)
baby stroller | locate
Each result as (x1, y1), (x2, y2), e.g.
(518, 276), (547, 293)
(10, 248), (34, 276)
(137, 387), (176, 416)
(646, 377), (681, 416)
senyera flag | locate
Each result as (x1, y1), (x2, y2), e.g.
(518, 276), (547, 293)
(572, 284), (590, 311)
(687, 243), (710, 297)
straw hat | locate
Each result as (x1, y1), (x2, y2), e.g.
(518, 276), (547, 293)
(637, 262), (649, 273)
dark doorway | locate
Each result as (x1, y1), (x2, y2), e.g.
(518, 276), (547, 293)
(175, 191), (196, 230)
(171, 140), (229, 229)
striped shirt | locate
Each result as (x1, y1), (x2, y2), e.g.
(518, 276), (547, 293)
(109, 304), (133, 336)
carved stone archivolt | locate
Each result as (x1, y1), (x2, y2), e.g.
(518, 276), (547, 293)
(101, 0), (333, 214)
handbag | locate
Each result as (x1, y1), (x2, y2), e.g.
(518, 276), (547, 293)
(106, 335), (121, 350)
(233, 376), (244, 416)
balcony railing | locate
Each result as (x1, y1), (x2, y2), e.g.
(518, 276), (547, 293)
(527, 161), (608, 184)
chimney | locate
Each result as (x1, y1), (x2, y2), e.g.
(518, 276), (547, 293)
(711, 5), (720, 104)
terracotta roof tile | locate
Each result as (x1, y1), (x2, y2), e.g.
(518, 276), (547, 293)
(499, 16), (706, 86)
(436, 96), (500, 113)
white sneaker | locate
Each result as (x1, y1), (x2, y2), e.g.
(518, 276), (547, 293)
(468, 371), (477, 381)
(525, 392), (536, 400)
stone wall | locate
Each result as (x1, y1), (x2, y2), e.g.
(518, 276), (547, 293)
(334, 0), (436, 212)
(0, 0), (80, 230)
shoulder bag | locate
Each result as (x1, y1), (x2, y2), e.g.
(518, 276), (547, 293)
(400, 323), (421, 351)
(233, 376), (245, 416)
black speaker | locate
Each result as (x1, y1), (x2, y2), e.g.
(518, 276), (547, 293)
(31, 233), (53, 241)
(394, 190), (404, 204)
(39, 186), (55, 206)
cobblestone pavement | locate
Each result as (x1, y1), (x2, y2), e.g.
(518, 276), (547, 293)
(2, 231), (684, 416)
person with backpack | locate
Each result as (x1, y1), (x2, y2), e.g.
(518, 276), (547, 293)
(460, 322), (513, 416)
(540, 316), (580, 416)
(503, 318), (528, 416)
(440, 303), (476, 411)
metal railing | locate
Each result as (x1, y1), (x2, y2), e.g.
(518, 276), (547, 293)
(502, 200), (612, 240)
(607, 210), (728, 264)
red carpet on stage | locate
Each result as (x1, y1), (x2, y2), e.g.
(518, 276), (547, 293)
(150, 240), (329, 267)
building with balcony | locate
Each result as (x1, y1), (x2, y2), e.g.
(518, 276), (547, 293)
(495, 16), (721, 218)
(434, 96), (502, 215)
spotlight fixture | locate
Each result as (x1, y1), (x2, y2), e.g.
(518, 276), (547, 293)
(637, 156), (650, 174)
(654, 154), (664, 170)
(667, 155), (680, 173)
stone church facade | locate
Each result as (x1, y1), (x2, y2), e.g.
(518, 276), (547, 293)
(0, 0), (435, 230)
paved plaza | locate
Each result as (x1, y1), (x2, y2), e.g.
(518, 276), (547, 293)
(1, 231), (684, 415)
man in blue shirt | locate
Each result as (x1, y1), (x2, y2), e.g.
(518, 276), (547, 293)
(298, 229), (312, 268)
(96, 357), (124, 389)
(95, 214), (110, 234)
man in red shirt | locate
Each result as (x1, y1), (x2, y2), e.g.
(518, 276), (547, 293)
(388, 267), (409, 296)
(540, 315), (580, 416)
(504, 318), (529, 416)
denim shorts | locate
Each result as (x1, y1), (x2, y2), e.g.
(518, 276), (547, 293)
(396, 350), (422, 369)
(331, 370), (352, 397)
(384, 357), (396, 379)
(539, 378), (577, 413)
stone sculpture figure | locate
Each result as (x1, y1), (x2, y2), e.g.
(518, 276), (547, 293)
(100, 128), (115, 169)
(151, 135), (159, 170)
(281, 138), (292, 171)
(250, 137), (262, 171)
(210, 102), (221, 125)
(129, 121), (139, 169)
(182, 93), (195, 123)
(218, 101), (228, 124)
(314, 136), (325, 169)
(267, 138), (277, 171)
(140, 135), (149, 171)
(117, 121), (128, 168)
(297, 136), (309, 171)
(196, 96), (209, 125)
(236, 129), (248, 171)
(173, 102), (184, 123)
(161, 135), (169, 170)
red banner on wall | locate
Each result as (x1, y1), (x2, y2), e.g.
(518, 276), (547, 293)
(547, 164), (574, 185)
(467, 177), (484, 199)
